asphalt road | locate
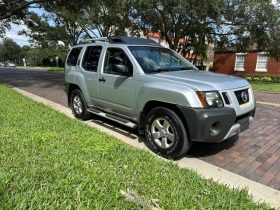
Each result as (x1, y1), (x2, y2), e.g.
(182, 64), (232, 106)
(0, 67), (279, 190)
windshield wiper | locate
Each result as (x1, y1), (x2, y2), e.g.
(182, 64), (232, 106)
(148, 68), (172, 74)
(147, 66), (196, 74)
(179, 67), (196, 70)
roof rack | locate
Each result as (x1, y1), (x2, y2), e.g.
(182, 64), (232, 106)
(79, 36), (161, 46)
(108, 36), (161, 46)
(79, 37), (108, 44)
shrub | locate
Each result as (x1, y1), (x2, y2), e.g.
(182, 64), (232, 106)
(242, 74), (280, 83)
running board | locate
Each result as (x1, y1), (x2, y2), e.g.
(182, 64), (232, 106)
(87, 108), (137, 129)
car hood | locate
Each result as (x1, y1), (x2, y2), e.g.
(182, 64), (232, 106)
(151, 70), (249, 91)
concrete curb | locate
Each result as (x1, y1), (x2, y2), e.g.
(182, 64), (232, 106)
(254, 90), (280, 95)
(257, 101), (280, 107)
(10, 85), (280, 209)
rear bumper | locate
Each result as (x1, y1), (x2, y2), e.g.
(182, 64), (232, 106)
(178, 106), (255, 143)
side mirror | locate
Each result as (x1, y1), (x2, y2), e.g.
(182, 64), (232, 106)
(112, 64), (132, 76)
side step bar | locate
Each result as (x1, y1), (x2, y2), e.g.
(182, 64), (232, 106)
(87, 108), (137, 129)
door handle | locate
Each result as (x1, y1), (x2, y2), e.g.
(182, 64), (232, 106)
(99, 77), (106, 82)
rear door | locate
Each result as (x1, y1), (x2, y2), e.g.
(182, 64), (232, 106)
(79, 45), (103, 104)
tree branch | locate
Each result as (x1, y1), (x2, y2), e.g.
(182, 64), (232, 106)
(1, 0), (54, 20)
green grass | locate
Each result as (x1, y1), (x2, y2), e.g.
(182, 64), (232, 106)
(17, 66), (64, 72)
(250, 82), (280, 93)
(0, 85), (273, 209)
(46, 66), (64, 72)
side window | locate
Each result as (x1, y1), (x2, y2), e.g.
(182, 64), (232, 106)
(67, 47), (82, 66)
(82, 46), (102, 72)
(104, 48), (133, 75)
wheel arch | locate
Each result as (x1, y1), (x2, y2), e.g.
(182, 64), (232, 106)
(67, 83), (81, 106)
(138, 100), (189, 135)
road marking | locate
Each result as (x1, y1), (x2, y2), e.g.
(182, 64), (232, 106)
(9, 85), (280, 209)
(257, 101), (280, 107)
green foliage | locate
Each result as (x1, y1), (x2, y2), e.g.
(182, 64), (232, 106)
(0, 38), (22, 62)
(21, 0), (136, 46)
(0, 84), (273, 209)
(25, 44), (67, 67)
(215, 0), (280, 59)
(244, 74), (280, 83)
(2, 0), (280, 61)
(0, 37), (66, 67)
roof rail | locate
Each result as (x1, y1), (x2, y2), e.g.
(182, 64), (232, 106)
(79, 36), (161, 46)
(79, 37), (108, 44)
(108, 36), (161, 46)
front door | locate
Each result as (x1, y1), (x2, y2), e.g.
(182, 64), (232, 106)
(96, 47), (136, 118)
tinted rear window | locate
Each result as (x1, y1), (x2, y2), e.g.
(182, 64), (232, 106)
(67, 47), (82, 66)
(82, 46), (102, 71)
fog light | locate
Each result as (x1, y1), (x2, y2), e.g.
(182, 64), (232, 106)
(209, 122), (222, 136)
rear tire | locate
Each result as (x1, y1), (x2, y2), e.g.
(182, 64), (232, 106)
(145, 107), (191, 159)
(70, 89), (91, 120)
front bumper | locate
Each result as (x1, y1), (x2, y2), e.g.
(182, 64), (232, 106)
(178, 106), (255, 143)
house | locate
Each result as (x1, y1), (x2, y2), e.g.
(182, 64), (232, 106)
(213, 50), (280, 76)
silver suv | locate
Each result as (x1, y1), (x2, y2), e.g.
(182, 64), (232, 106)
(65, 36), (256, 158)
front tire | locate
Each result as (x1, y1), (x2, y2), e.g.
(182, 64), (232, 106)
(70, 89), (91, 120)
(145, 107), (191, 159)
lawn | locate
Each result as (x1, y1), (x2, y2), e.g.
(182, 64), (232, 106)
(0, 84), (272, 209)
(250, 82), (280, 93)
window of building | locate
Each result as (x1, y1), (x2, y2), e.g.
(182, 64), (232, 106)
(234, 53), (246, 71)
(66, 47), (82, 66)
(82, 46), (102, 71)
(255, 53), (268, 72)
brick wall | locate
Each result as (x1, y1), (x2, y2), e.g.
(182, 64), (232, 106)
(213, 52), (280, 76)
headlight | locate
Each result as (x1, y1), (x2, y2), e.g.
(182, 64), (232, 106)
(196, 91), (224, 108)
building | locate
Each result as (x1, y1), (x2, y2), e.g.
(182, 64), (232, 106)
(214, 50), (280, 76)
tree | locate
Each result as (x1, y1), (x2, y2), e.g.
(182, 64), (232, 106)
(0, 0), (70, 37)
(130, 0), (222, 67)
(0, 38), (22, 62)
(0, 0), (52, 20)
(20, 0), (136, 46)
(131, 0), (280, 61)
(214, 0), (280, 59)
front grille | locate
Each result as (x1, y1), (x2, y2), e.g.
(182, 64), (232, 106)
(222, 92), (230, 105)
(234, 89), (249, 105)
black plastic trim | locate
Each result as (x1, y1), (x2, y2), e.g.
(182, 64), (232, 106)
(177, 106), (237, 142)
(64, 82), (70, 94)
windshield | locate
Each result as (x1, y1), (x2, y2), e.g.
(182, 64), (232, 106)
(128, 46), (197, 74)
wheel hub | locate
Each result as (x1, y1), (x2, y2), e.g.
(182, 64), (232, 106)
(160, 129), (167, 137)
(150, 117), (175, 149)
(73, 95), (83, 115)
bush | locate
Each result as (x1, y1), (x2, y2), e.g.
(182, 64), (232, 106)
(242, 74), (280, 83)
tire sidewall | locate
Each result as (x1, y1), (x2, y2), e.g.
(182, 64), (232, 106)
(145, 108), (188, 158)
(70, 90), (86, 119)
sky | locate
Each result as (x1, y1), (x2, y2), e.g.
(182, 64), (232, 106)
(3, 23), (30, 46)
(0, 8), (44, 47)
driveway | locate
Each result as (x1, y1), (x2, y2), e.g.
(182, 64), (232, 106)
(0, 67), (279, 190)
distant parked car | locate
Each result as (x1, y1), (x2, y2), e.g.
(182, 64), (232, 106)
(0, 62), (4, 67)
(5, 62), (16, 67)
